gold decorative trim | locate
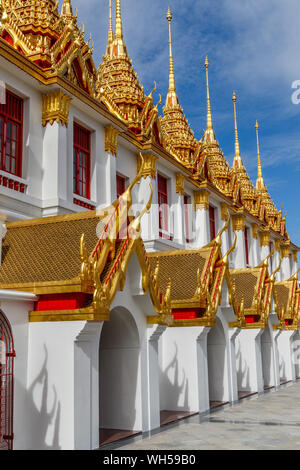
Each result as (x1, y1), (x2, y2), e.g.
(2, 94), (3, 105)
(194, 190), (210, 211)
(105, 125), (119, 157)
(175, 173), (185, 196)
(42, 90), (72, 127)
(293, 251), (298, 263)
(281, 243), (290, 258)
(252, 224), (258, 239)
(274, 239), (281, 252)
(137, 153), (158, 179)
(259, 230), (270, 247)
(220, 203), (229, 221)
(232, 214), (245, 232)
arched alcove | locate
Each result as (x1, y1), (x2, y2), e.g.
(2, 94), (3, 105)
(207, 318), (228, 409)
(99, 307), (142, 446)
(260, 327), (275, 390)
(0, 310), (14, 451)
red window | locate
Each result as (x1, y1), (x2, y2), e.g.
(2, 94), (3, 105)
(209, 205), (216, 241)
(0, 90), (23, 177)
(158, 174), (169, 235)
(73, 123), (91, 199)
(116, 174), (126, 198)
(245, 227), (250, 265)
(184, 195), (191, 243)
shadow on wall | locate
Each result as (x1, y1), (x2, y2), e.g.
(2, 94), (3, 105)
(99, 308), (140, 431)
(160, 343), (190, 411)
(24, 345), (61, 450)
(236, 342), (251, 392)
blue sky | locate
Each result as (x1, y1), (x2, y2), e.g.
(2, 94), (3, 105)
(66, 0), (300, 245)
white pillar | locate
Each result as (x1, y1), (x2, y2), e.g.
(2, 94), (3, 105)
(269, 319), (281, 388)
(251, 225), (259, 266)
(228, 328), (240, 402)
(232, 215), (246, 269)
(192, 209), (209, 248)
(42, 121), (68, 203)
(172, 192), (185, 246)
(138, 175), (159, 242)
(145, 324), (167, 432)
(192, 190), (210, 248)
(74, 322), (103, 450)
(236, 328), (264, 394)
(234, 230), (246, 269)
(196, 328), (211, 412)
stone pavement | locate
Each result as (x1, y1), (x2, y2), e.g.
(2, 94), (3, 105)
(113, 382), (300, 450)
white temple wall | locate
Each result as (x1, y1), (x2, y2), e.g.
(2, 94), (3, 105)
(159, 326), (210, 413)
(26, 320), (88, 450)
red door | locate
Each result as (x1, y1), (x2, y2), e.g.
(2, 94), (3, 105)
(0, 311), (15, 451)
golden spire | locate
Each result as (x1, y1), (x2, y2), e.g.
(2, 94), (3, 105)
(115, 0), (123, 41)
(202, 57), (217, 144)
(61, 0), (73, 17)
(108, 0), (114, 45)
(205, 57), (213, 131)
(165, 7), (179, 108)
(255, 120), (266, 191)
(232, 92), (243, 168)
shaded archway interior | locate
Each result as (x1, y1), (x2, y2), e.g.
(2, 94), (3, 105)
(207, 318), (229, 409)
(99, 307), (142, 447)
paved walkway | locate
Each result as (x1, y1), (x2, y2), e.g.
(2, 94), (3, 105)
(113, 382), (300, 450)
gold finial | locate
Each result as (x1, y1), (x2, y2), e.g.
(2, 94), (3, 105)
(108, 0), (114, 45)
(205, 57), (213, 131)
(255, 120), (266, 191)
(167, 7), (176, 94)
(61, 0), (73, 17)
(115, 0), (123, 40)
(232, 92), (242, 167)
(165, 8), (180, 109)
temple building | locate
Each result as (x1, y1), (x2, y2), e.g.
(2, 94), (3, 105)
(0, 0), (299, 450)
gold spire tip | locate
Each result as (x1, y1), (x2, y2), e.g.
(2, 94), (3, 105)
(166, 7), (172, 21)
(205, 56), (209, 68)
(255, 120), (259, 130)
(232, 91), (237, 102)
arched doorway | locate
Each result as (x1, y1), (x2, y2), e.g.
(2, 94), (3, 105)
(207, 318), (229, 409)
(99, 308), (142, 446)
(260, 327), (275, 390)
(0, 310), (15, 451)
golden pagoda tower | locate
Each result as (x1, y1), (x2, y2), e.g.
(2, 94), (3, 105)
(97, 0), (145, 122)
(231, 93), (256, 211)
(160, 8), (197, 166)
(201, 57), (230, 191)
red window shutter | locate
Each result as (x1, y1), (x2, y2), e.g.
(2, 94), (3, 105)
(73, 122), (91, 199)
(116, 174), (126, 198)
(245, 227), (249, 265)
(158, 174), (169, 234)
(209, 205), (216, 241)
(0, 90), (23, 177)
